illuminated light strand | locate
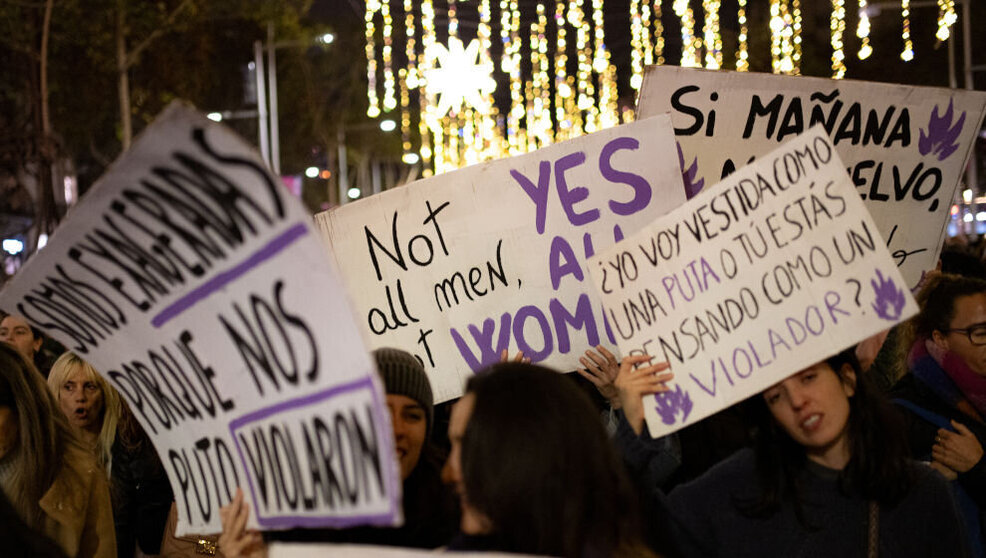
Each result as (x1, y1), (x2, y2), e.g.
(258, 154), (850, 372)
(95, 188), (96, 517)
(770, 0), (797, 74)
(401, 0), (416, 154)
(418, 0), (436, 170)
(831, 0), (847, 78)
(770, 0), (783, 73)
(448, 0), (458, 36)
(737, 0), (749, 70)
(630, 0), (644, 90)
(593, 0), (618, 129)
(936, 0), (956, 42)
(652, 0), (665, 66)
(537, 5), (554, 145)
(792, 0), (802, 69)
(569, 1), (595, 134)
(901, 0), (913, 61)
(527, 6), (542, 148)
(509, 0), (524, 153)
(673, 0), (702, 68)
(365, 1), (380, 117)
(554, 1), (573, 139)
(477, 0), (500, 163)
(639, 0), (653, 70)
(702, 0), (722, 69)
(381, 0), (397, 111)
(856, 0), (872, 60)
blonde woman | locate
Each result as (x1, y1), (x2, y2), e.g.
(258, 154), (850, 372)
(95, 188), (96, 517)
(47, 352), (173, 558)
(48, 353), (120, 470)
(0, 342), (116, 557)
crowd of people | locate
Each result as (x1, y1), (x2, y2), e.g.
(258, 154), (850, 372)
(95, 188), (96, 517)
(1, 243), (985, 557)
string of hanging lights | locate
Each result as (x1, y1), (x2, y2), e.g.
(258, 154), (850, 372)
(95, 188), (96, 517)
(362, 1), (960, 175)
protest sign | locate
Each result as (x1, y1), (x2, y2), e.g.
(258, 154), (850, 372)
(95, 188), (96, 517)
(0, 103), (402, 535)
(316, 115), (686, 402)
(637, 66), (986, 288)
(588, 126), (919, 438)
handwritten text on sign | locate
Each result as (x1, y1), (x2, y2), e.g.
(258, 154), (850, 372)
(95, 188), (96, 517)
(0, 103), (401, 535)
(636, 66), (986, 288)
(588, 127), (918, 438)
(317, 115), (685, 402)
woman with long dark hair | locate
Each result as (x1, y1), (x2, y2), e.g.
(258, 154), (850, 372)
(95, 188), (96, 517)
(443, 362), (654, 557)
(617, 348), (968, 557)
(0, 342), (116, 558)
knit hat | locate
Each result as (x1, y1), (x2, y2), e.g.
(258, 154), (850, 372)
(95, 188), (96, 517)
(373, 348), (434, 434)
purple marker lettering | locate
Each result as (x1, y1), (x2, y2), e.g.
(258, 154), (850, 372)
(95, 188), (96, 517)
(600, 137), (652, 216)
(510, 161), (552, 234)
(549, 294), (600, 353)
(555, 151), (599, 227)
(548, 236), (584, 290)
(449, 313), (512, 371)
(512, 305), (554, 361)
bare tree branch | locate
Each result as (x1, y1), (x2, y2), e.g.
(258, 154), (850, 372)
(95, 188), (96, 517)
(123, 0), (194, 69)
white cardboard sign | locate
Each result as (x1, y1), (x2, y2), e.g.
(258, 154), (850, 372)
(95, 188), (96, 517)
(588, 127), (919, 438)
(0, 103), (401, 535)
(316, 115), (686, 402)
(637, 66), (986, 289)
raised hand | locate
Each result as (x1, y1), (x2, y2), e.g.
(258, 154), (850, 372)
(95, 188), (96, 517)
(218, 488), (267, 558)
(577, 345), (622, 409)
(615, 354), (674, 435)
(500, 348), (531, 364)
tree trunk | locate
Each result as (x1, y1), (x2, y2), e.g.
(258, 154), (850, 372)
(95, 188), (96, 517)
(117, 1), (132, 151)
(34, 0), (58, 244)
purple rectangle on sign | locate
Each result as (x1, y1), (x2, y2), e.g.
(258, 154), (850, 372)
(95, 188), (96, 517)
(228, 376), (399, 529)
(151, 222), (309, 328)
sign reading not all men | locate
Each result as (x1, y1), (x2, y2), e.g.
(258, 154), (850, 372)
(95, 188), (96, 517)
(0, 103), (401, 535)
(588, 127), (919, 438)
(317, 115), (686, 402)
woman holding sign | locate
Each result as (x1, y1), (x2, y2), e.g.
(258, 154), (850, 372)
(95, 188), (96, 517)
(616, 348), (968, 557)
(0, 342), (116, 558)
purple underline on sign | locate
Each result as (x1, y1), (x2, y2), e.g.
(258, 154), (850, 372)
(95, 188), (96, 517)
(228, 376), (374, 431)
(150, 222), (308, 328)
(229, 376), (400, 529)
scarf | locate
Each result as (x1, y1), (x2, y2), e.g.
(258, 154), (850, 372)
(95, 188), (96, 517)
(908, 337), (986, 421)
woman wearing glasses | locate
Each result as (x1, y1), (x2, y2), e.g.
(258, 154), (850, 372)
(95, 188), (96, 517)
(892, 272), (986, 555)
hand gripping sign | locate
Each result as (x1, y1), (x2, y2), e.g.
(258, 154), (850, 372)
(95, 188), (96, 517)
(316, 115), (686, 402)
(0, 103), (402, 535)
(637, 66), (986, 289)
(588, 126), (919, 439)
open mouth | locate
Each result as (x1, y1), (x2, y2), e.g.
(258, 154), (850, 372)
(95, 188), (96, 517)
(800, 414), (821, 432)
(73, 408), (89, 421)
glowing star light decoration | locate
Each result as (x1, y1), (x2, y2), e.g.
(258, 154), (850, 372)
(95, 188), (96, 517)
(423, 37), (496, 116)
